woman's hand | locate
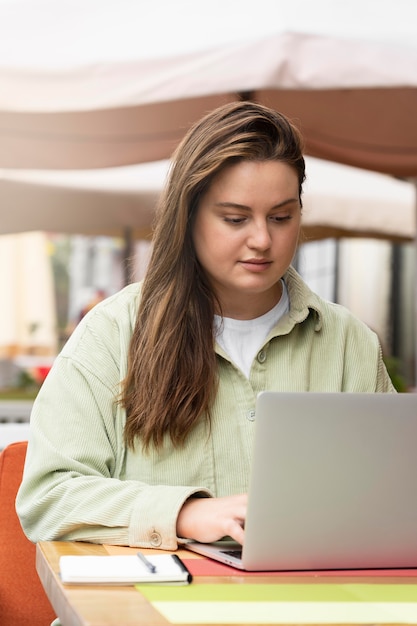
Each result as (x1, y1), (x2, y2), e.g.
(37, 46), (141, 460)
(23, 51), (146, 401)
(176, 494), (247, 545)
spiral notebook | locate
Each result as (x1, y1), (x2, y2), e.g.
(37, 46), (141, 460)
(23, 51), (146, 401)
(59, 552), (192, 585)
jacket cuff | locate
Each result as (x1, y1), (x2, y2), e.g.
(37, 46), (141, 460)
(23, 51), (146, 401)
(128, 485), (212, 549)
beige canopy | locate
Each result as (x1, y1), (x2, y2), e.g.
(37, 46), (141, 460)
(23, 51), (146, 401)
(0, 0), (416, 177)
(0, 157), (414, 242)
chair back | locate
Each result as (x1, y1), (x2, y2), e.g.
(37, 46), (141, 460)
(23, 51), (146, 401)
(0, 441), (55, 625)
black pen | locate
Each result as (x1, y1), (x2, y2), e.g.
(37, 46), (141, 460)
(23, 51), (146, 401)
(171, 554), (193, 583)
(136, 551), (157, 573)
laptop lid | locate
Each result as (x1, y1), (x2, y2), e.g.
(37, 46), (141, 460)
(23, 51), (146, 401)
(185, 392), (417, 571)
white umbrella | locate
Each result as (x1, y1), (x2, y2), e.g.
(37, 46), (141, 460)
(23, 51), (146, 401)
(0, 0), (415, 378)
(0, 157), (414, 242)
(0, 161), (164, 238)
(302, 159), (416, 243)
(0, 0), (416, 176)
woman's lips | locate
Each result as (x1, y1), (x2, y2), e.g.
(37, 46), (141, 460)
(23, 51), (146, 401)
(239, 259), (272, 272)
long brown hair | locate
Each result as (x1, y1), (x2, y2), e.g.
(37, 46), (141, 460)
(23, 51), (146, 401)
(122, 101), (305, 450)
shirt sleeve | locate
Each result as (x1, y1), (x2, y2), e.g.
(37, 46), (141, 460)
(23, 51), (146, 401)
(16, 306), (212, 549)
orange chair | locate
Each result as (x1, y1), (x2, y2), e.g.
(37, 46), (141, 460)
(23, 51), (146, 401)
(0, 441), (56, 625)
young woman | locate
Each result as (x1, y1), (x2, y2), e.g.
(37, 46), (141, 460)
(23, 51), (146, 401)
(16, 101), (395, 550)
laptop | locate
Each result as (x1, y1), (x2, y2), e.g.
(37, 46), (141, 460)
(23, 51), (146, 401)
(184, 391), (417, 571)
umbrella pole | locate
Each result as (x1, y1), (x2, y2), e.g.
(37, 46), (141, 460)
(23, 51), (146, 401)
(122, 227), (134, 286)
(414, 180), (417, 390)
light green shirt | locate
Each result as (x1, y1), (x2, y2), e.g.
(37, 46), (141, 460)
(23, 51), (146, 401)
(16, 267), (394, 549)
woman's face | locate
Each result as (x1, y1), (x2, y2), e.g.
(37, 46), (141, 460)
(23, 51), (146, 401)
(192, 160), (301, 319)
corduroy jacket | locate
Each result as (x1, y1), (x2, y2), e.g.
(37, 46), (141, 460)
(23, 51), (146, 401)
(16, 267), (394, 549)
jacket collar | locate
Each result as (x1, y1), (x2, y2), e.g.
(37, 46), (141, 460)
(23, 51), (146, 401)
(283, 266), (323, 332)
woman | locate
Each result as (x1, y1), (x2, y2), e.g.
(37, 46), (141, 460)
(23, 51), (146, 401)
(16, 101), (395, 550)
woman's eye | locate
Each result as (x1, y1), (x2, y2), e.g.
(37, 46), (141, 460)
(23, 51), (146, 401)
(270, 214), (292, 222)
(224, 217), (246, 224)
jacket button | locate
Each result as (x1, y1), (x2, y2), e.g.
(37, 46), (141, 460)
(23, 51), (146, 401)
(150, 532), (162, 547)
(257, 350), (266, 363)
(246, 409), (256, 422)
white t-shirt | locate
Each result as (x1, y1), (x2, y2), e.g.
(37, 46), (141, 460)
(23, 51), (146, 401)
(214, 280), (289, 378)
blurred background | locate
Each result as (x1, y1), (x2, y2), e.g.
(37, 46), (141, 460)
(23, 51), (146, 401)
(0, 0), (416, 444)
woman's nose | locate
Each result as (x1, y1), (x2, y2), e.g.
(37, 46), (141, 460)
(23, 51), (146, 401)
(247, 221), (272, 250)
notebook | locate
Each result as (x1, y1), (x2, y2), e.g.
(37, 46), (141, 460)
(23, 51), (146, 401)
(184, 391), (417, 571)
(59, 552), (192, 585)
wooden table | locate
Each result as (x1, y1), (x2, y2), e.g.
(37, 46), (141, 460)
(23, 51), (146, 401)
(37, 541), (417, 626)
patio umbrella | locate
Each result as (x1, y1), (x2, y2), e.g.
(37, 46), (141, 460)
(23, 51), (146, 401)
(1, 157), (413, 366)
(0, 161), (164, 239)
(0, 157), (414, 242)
(0, 0), (416, 177)
(0, 0), (415, 378)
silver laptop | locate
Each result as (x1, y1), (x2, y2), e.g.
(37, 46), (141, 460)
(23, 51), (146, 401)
(184, 391), (417, 571)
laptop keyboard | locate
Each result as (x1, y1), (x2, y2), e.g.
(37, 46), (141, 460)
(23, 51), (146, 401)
(221, 549), (243, 559)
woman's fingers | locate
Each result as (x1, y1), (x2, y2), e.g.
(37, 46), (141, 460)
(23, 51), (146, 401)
(177, 493), (247, 544)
